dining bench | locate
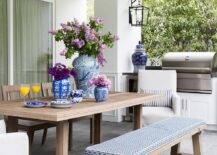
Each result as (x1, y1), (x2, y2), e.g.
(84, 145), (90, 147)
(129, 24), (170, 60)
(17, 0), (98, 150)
(85, 117), (206, 155)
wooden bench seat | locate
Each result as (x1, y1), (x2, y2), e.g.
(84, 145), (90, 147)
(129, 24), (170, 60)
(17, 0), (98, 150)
(85, 117), (206, 155)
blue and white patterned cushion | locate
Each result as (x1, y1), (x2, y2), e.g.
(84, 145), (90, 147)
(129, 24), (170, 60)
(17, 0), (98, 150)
(84, 117), (205, 155)
(140, 89), (173, 108)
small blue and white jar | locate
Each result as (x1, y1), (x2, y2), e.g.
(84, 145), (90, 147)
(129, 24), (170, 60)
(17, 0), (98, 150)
(94, 87), (108, 102)
(71, 90), (83, 103)
(52, 78), (72, 100)
(132, 42), (148, 72)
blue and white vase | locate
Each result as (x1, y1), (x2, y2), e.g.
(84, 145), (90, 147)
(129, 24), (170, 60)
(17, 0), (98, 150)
(132, 42), (148, 72)
(94, 87), (108, 102)
(73, 55), (99, 98)
(52, 78), (72, 100)
(70, 90), (83, 103)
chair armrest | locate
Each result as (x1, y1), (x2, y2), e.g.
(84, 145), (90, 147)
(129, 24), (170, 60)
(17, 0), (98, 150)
(0, 133), (29, 155)
(0, 120), (6, 133)
(172, 93), (182, 116)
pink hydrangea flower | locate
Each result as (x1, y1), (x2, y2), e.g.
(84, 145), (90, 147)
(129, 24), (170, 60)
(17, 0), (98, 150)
(89, 74), (112, 89)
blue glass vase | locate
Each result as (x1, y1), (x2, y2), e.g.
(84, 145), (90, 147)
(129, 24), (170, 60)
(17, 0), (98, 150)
(52, 78), (72, 100)
(73, 55), (99, 99)
(94, 87), (108, 102)
(132, 42), (148, 72)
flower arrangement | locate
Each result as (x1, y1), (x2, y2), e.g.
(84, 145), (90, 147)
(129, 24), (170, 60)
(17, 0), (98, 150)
(48, 63), (76, 81)
(89, 74), (112, 88)
(49, 17), (119, 66)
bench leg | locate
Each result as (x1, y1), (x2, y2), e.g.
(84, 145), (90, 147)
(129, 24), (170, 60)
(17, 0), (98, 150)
(192, 132), (202, 155)
(171, 143), (180, 155)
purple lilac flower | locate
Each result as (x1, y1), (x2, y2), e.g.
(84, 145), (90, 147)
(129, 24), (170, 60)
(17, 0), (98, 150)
(89, 74), (112, 88)
(61, 23), (72, 31)
(97, 52), (107, 66)
(84, 25), (98, 42)
(59, 48), (67, 56)
(90, 17), (104, 24)
(99, 44), (108, 52)
(72, 39), (85, 48)
(49, 30), (57, 35)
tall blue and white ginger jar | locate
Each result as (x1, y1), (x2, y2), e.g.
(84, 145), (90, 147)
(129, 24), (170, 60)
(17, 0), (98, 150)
(132, 42), (148, 72)
(73, 55), (99, 98)
(52, 78), (72, 100)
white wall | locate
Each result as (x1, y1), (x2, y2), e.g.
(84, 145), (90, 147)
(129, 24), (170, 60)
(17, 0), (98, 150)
(117, 0), (141, 73)
(94, 0), (118, 73)
(54, 0), (87, 66)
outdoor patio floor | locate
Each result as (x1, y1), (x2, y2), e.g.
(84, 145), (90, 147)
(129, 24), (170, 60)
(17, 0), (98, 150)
(32, 119), (217, 155)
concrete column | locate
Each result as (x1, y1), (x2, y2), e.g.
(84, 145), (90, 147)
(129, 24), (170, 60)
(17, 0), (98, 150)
(95, 0), (141, 122)
(95, 0), (141, 74)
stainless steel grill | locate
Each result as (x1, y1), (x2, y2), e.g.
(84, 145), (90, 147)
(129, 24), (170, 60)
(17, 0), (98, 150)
(162, 52), (217, 93)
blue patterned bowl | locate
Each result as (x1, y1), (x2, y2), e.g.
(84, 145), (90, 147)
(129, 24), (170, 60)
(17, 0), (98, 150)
(94, 87), (108, 102)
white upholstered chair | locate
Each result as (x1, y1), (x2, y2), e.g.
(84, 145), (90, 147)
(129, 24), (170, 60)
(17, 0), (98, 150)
(138, 70), (181, 125)
(0, 120), (29, 155)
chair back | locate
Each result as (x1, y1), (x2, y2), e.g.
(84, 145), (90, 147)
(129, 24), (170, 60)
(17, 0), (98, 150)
(138, 70), (177, 107)
(41, 82), (53, 97)
(2, 85), (23, 101)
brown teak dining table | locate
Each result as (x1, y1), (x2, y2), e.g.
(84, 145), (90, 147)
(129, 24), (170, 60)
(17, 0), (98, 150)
(0, 92), (158, 155)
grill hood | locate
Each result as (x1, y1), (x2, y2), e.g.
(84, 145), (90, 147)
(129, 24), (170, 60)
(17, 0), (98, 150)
(162, 52), (217, 75)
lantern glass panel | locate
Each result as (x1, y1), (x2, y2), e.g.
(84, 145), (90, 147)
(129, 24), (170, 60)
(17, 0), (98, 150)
(129, 5), (149, 26)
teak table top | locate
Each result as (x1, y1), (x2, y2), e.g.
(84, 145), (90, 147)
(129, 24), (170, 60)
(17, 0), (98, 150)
(0, 92), (157, 122)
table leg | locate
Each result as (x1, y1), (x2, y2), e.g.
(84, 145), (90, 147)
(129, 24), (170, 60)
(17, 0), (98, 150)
(92, 113), (102, 144)
(133, 104), (143, 130)
(56, 121), (69, 155)
(6, 116), (18, 133)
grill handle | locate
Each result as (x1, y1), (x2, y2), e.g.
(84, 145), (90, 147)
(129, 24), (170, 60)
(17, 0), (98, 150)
(162, 67), (211, 73)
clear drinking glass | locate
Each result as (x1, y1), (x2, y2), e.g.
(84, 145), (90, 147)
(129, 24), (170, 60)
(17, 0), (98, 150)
(20, 84), (30, 102)
(31, 84), (41, 100)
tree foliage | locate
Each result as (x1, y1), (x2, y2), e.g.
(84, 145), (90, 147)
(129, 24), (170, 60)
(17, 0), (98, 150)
(142, 0), (217, 58)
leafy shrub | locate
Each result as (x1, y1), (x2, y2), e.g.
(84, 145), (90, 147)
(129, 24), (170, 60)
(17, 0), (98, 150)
(142, 0), (217, 58)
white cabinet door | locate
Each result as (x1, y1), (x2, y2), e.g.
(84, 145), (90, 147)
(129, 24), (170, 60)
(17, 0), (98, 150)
(186, 99), (209, 122)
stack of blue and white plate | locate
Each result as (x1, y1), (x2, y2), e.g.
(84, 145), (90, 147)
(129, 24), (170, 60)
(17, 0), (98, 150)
(50, 99), (72, 108)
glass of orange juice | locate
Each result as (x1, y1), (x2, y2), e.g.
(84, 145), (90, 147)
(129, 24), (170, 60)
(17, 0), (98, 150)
(20, 84), (30, 101)
(32, 84), (41, 100)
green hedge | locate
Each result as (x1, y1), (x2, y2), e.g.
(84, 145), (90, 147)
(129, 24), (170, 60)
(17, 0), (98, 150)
(142, 0), (217, 58)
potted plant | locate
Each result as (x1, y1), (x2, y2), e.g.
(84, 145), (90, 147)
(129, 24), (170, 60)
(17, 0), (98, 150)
(48, 63), (76, 100)
(89, 74), (111, 102)
(49, 17), (119, 98)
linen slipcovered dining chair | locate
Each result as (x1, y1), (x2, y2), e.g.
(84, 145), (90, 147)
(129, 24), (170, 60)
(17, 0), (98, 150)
(0, 120), (29, 155)
(2, 85), (54, 145)
(138, 70), (181, 125)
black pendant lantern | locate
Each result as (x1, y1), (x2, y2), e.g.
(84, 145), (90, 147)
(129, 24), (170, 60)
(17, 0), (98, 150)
(129, 0), (149, 26)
